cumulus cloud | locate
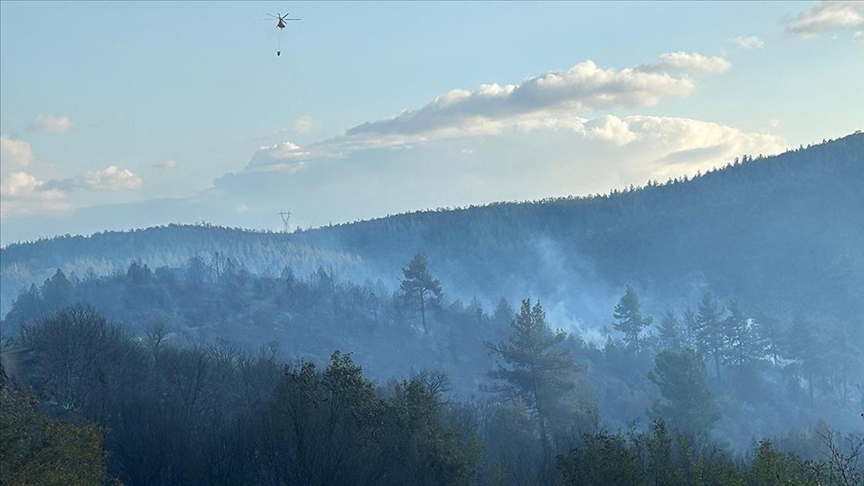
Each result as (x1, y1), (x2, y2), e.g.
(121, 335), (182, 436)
(498, 113), (784, 171)
(785, 1), (864, 39)
(726, 36), (765, 49)
(637, 52), (731, 75)
(246, 53), (733, 172)
(50, 165), (144, 192)
(345, 59), (701, 138)
(29, 114), (74, 133)
(0, 133), (143, 217)
(241, 115), (785, 184)
(0, 135), (35, 168)
(0, 136), (72, 216)
(229, 51), (773, 230)
(247, 142), (311, 172)
(1, 165), (145, 218)
(616, 115), (786, 173)
(0, 171), (70, 217)
(584, 115), (638, 145)
(79, 165), (144, 191)
(1, 171), (45, 197)
(83, 166), (144, 191)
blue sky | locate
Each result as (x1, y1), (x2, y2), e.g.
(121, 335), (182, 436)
(1, 1), (862, 244)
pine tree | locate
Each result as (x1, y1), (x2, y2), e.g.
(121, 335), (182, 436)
(40, 269), (74, 313)
(280, 265), (296, 285)
(752, 311), (783, 366)
(681, 307), (698, 349)
(612, 286), (653, 354)
(785, 316), (827, 407)
(126, 261), (153, 286)
(657, 308), (683, 351)
(3, 284), (43, 330)
(468, 296), (487, 326)
(693, 293), (725, 378)
(648, 348), (721, 437)
(722, 299), (747, 368)
(490, 298), (514, 334)
(722, 299), (766, 369)
(486, 299), (591, 465)
(397, 253), (443, 334)
(185, 255), (210, 285)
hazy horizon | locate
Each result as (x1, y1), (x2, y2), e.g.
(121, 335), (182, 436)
(2, 1), (863, 245)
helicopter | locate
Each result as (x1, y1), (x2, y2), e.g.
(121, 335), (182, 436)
(267, 12), (301, 56)
(268, 12), (300, 30)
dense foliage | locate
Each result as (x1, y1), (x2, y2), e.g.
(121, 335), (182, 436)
(0, 387), (107, 485)
(3, 306), (862, 485)
(3, 245), (862, 448)
(1, 134), (862, 484)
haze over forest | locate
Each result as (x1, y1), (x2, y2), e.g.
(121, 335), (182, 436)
(1, 1), (863, 485)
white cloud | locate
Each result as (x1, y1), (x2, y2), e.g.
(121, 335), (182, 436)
(243, 114), (785, 184)
(236, 204), (249, 213)
(50, 165), (144, 192)
(153, 159), (178, 170)
(615, 115), (786, 174)
(0, 135), (35, 168)
(1, 171), (44, 197)
(292, 116), (315, 134)
(1, 165), (144, 218)
(227, 53), (781, 225)
(726, 36), (765, 49)
(345, 57), (704, 136)
(247, 142), (310, 172)
(785, 1), (864, 38)
(0, 137), (73, 217)
(855, 30), (864, 40)
(638, 52), (731, 75)
(246, 53), (734, 172)
(83, 166), (144, 191)
(0, 171), (70, 217)
(584, 115), (638, 145)
(29, 114), (74, 133)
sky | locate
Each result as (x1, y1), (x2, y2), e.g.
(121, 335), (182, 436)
(1, 1), (862, 245)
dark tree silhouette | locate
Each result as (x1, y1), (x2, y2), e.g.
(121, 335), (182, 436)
(486, 299), (591, 467)
(397, 253), (443, 334)
(648, 348), (720, 438)
(612, 286), (653, 354)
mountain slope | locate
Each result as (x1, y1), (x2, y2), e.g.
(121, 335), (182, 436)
(2, 133), (863, 325)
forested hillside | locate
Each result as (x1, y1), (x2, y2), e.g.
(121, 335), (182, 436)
(3, 292), (862, 484)
(2, 133), (862, 484)
(3, 133), (863, 326)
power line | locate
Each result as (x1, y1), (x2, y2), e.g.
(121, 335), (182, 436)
(279, 211), (291, 233)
